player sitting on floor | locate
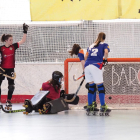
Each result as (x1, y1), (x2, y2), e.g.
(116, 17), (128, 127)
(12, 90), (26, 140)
(39, 71), (64, 113)
(23, 71), (79, 114)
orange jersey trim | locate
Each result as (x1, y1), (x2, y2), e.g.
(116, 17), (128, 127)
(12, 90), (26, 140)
(79, 49), (84, 54)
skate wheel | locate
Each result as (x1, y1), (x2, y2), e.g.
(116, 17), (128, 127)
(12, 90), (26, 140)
(92, 112), (96, 115)
(25, 112), (28, 115)
(105, 113), (109, 116)
(23, 112), (26, 114)
(86, 112), (90, 116)
(39, 110), (42, 114)
(43, 107), (46, 110)
(99, 113), (103, 116)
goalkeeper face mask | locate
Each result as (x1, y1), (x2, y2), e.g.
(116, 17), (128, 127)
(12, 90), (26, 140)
(52, 71), (63, 84)
(58, 77), (63, 84)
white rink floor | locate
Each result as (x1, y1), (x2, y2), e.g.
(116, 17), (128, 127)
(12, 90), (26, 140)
(0, 104), (140, 140)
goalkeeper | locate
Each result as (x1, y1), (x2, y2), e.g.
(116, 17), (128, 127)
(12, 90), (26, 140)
(34, 71), (79, 114)
(0, 23), (29, 109)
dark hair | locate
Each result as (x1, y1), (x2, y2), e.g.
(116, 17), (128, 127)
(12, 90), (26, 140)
(69, 44), (81, 56)
(1, 34), (12, 42)
(49, 79), (62, 93)
(49, 71), (63, 93)
(94, 32), (106, 47)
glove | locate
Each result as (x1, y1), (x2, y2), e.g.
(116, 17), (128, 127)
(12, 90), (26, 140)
(23, 23), (29, 34)
(60, 90), (65, 98)
(103, 59), (108, 66)
(82, 71), (85, 79)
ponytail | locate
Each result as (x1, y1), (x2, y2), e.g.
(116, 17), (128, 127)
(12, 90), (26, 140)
(94, 32), (106, 47)
(1, 34), (12, 42)
(69, 44), (81, 56)
(1, 34), (6, 42)
(94, 41), (101, 48)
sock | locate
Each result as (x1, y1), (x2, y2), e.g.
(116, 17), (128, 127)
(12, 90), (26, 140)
(97, 83), (105, 106)
(92, 92), (96, 102)
(88, 83), (96, 105)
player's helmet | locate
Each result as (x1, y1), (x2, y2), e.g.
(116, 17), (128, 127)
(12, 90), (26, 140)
(52, 71), (63, 84)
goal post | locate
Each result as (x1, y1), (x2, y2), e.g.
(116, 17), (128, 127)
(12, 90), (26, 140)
(64, 58), (140, 106)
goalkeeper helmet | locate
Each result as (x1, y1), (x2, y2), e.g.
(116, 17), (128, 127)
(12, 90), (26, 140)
(52, 71), (63, 84)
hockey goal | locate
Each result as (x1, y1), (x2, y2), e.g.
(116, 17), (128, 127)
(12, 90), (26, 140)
(64, 58), (140, 108)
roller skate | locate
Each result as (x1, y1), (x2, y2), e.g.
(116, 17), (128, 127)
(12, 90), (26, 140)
(83, 102), (88, 110)
(23, 99), (33, 115)
(38, 103), (51, 114)
(99, 103), (111, 116)
(86, 101), (99, 116)
(5, 100), (12, 110)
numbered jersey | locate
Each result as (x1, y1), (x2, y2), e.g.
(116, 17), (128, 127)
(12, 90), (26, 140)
(85, 42), (110, 69)
(0, 43), (19, 68)
(78, 49), (87, 61)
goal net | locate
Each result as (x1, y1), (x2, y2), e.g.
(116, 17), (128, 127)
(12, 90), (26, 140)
(0, 20), (140, 109)
(65, 58), (140, 109)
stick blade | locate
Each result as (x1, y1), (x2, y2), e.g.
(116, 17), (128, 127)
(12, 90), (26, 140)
(73, 75), (77, 81)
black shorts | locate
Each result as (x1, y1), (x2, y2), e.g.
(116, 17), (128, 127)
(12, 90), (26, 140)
(0, 68), (15, 85)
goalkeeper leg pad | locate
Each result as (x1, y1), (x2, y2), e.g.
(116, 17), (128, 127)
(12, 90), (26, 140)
(43, 97), (69, 114)
(31, 90), (50, 110)
(23, 90), (50, 113)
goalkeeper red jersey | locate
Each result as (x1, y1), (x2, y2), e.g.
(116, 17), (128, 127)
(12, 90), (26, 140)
(41, 81), (60, 100)
(0, 43), (19, 68)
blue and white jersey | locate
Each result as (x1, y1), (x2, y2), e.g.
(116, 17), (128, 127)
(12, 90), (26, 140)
(85, 42), (110, 69)
(78, 49), (87, 61)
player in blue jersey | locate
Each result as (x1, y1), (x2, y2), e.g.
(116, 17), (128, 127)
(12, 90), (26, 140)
(69, 44), (97, 109)
(85, 32), (111, 115)
(69, 44), (87, 70)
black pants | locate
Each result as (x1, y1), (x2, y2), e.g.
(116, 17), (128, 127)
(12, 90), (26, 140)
(0, 68), (15, 101)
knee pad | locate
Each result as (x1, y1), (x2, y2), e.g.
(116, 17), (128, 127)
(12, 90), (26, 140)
(98, 84), (105, 94)
(85, 83), (89, 89)
(8, 85), (15, 92)
(88, 83), (96, 94)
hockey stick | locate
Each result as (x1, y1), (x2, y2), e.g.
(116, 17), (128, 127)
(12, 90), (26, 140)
(0, 105), (25, 113)
(73, 74), (85, 81)
(64, 77), (85, 103)
(0, 67), (16, 80)
(2, 73), (16, 80)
